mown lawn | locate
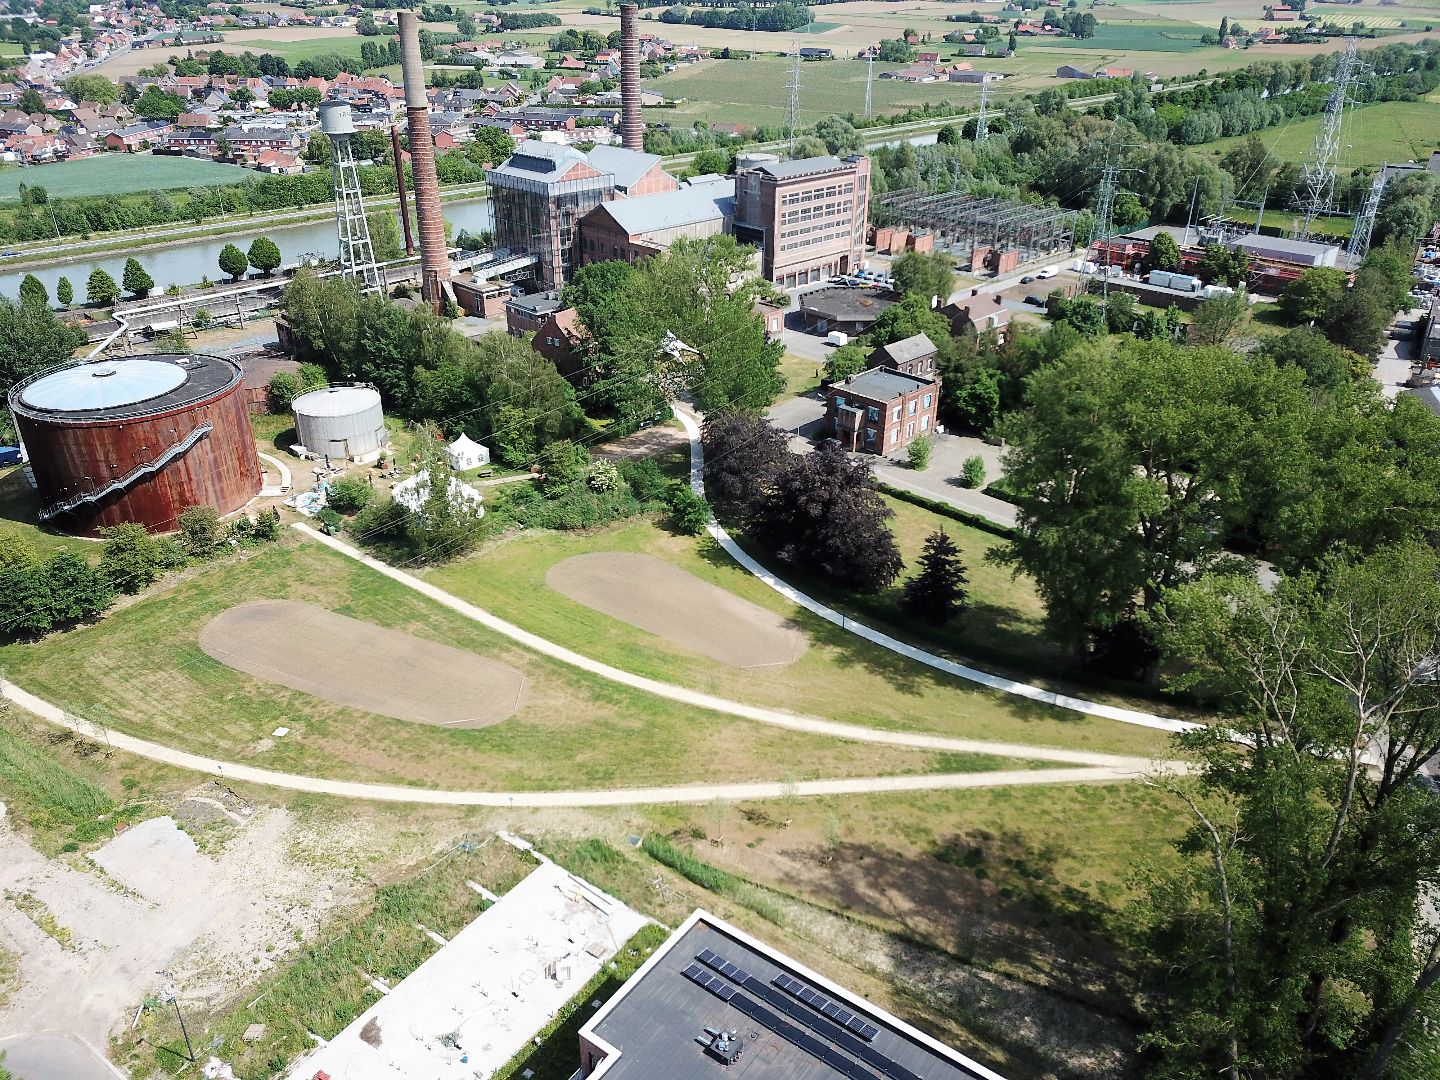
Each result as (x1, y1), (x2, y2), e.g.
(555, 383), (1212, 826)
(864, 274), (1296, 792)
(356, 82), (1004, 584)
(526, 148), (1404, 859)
(0, 537), (983, 790)
(0, 155), (252, 203)
(428, 518), (1182, 758)
(1201, 98), (1440, 171)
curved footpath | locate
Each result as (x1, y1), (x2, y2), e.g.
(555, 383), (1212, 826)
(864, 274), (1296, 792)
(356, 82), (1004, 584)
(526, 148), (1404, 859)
(293, 525), (1162, 769)
(671, 406), (1199, 736)
(0, 679), (1149, 805)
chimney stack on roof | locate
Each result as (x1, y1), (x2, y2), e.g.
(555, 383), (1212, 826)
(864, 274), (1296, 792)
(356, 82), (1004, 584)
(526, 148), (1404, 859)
(620, 3), (643, 153)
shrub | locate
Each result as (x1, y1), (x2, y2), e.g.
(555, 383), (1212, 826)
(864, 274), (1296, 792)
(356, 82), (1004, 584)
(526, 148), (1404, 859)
(538, 440), (592, 494)
(315, 506), (344, 533)
(587, 459), (620, 492)
(666, 486), (711, 535)
(959, 454), (986, 489)
(177, 505), (224, 558)
(98, 523), (180, 593)
(908, 435), (932, 471)
(327, 475), (374, 515)
(267, 371), (303, 413)
(616, 457), (671, 503)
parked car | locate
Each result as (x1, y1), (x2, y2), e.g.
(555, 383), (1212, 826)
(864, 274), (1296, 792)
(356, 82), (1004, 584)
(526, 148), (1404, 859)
(1023, 294), (1045, 307)
(0, 447), (22, 467)
(1019, 275), (1035, 284)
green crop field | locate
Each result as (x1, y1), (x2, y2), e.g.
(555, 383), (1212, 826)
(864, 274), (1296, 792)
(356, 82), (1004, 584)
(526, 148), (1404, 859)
(235, 34), (368, 63)
(0, 155), (253, 203)
(1021, 21), (1212, 52)
(1202, 98), (1440, 170)
(659, 57), (985, 126)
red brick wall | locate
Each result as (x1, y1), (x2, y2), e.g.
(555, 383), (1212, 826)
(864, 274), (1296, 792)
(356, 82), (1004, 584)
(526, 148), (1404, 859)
(824, 380), (940, 454)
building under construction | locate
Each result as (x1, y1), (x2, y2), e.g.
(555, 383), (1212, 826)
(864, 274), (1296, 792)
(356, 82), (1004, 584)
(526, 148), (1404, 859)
(874, 190), (1075, 274)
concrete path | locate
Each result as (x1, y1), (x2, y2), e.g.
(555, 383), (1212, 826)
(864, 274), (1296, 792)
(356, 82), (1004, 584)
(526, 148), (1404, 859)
(672, 406), (1198, 736)
(290, 525), (1161, 766)
(0, 679), (1153, 805)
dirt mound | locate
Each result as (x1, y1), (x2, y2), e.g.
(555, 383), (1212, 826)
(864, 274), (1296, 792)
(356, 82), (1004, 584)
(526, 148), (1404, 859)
(546, 552), (808, 669)
(199, 600), (526, 728)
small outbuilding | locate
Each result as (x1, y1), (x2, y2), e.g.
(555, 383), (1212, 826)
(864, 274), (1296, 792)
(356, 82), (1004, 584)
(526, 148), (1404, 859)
(446, 433), (490, 471)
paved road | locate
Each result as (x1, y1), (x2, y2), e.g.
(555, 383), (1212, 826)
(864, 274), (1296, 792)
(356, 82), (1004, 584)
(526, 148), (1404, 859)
(0, 1033), (123, 1080)
(869, 433), (1018, 528)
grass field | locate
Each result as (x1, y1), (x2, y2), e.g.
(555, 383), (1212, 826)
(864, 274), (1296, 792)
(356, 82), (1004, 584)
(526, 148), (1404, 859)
(0, 537), (1033, 790)
(0, 155), (253, 203)
(0, 468), (95, 560)
(1021, 21), (1212, 52)
(1201, 98), (1440, 170)
(428, 516), (1179, 758)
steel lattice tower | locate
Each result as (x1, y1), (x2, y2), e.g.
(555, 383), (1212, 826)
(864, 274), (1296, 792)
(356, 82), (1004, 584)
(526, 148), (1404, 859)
(976, 79), (990, 141)
(864, 53), (874, 119)
(1091, 149), (1121, 316)
(1347, 165), (1387, 262)
(1293, 37), (1362, 242)
(319, 101), (382, 292)
(786, 43), (801, 154)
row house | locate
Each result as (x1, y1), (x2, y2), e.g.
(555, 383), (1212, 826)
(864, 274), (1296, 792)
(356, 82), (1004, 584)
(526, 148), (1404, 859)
(223, 125), (302, 161)
(104, 120), (172, 151)
(0, 111), (44, 138)
(5, 132), (62, 163)
(165, 126), (217, 154)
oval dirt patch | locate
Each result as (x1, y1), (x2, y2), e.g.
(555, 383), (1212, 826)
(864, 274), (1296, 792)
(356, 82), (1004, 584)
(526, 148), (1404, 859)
(199, 600), (526, 728)
(546, 552), (808, 669)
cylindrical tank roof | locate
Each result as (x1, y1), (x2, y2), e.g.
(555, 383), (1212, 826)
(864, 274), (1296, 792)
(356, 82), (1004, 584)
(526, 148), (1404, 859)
(292, 384), (382, 417)
(10, 354), (243, 423)
(318, 99), (354, 136)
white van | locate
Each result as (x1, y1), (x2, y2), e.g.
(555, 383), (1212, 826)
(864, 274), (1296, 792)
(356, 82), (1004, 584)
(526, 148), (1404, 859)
(1035, 265), (1059, 280)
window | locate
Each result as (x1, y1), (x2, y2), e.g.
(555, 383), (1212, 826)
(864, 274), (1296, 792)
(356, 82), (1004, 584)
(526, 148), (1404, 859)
(923, 394), (933, 408)
(891, 407), (900, 422)
(889, 429), (898, 445)
(921, 415), (930, 431)
(835, 395), (846, 407)
(907, 401), (917, 416)
(866, 406), (879, 422)
(864, 427), (876, 444)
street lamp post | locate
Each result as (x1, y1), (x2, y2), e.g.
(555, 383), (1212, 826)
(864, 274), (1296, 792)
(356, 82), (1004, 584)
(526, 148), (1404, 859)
(159, 982), (196, 1063)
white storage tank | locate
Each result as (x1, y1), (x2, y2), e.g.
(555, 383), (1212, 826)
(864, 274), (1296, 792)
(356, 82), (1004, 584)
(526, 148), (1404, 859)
(292, 384), (388, 462)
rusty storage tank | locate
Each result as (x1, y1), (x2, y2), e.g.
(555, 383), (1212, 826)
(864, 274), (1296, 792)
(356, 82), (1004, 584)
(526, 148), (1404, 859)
(291, 384), (387, 462)
(9, 353), (263, 536)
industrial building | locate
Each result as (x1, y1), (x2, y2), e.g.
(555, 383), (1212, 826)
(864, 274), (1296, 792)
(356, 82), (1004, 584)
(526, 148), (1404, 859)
(579, 176), (734, 266)
(1093, 225), (1355, 294)
(487, 140), (680, 289)
(798, 287), (894, 337)
(733, 153), (871, 287)
(576, 909), (1006, 1079)
(824, 366), (940, 454)
(291, 384), (388, 462)
(9, 354), (262, 536)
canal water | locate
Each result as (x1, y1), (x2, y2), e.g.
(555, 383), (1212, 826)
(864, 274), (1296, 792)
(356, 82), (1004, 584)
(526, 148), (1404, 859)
(0, 198), (495, 303)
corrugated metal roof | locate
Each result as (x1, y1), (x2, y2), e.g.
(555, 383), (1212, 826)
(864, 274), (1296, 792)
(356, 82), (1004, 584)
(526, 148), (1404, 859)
(594, 179), (734, 236)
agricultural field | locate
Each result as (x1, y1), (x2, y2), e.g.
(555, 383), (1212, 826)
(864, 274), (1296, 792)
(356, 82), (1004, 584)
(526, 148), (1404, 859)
(1200, 97), (1440, 171)
(0, 155), (253, 203)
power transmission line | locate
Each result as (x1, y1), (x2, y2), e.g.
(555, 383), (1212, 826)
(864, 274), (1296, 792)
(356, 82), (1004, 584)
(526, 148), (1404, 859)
(1293, 36), (1362, 242)
(786, 43), (801, 154)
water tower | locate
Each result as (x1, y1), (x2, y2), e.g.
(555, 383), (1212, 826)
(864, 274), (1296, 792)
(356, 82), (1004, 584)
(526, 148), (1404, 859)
(319, 99), (382, 291)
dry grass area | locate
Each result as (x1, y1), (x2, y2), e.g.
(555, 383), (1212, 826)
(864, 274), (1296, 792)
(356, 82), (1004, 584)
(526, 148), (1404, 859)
(199, 599), (529, 728)
(547, 551), (809, 669)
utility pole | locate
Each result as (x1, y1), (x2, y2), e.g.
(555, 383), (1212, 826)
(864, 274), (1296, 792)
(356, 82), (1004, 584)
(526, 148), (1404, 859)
(1293, 36), (1361, 242)
(976, 78), (990, 141)
(1090, 142), (1126, 319)
(786, 41), (801, 155)
(864, 52), (874, 120)
(1183, 177), (1200, 246)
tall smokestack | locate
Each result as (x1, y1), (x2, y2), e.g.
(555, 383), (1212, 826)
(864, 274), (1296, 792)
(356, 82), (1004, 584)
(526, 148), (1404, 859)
(620, 3), (643, 152)
(398, 10), (452, 311)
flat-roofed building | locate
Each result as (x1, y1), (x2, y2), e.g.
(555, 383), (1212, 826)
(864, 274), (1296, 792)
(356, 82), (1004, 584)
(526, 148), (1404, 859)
(577, 909), (1006, 1079)
(734, 155), (870, 288)
(825, 366), (940, 454)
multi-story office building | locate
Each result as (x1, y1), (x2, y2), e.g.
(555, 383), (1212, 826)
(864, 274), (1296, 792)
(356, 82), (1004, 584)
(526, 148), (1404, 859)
(733, 154), (870, 288)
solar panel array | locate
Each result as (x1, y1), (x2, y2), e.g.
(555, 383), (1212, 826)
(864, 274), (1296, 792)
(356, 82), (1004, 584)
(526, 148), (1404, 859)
(774, 972), (881, 1040)
(686, 949), (972, 1080)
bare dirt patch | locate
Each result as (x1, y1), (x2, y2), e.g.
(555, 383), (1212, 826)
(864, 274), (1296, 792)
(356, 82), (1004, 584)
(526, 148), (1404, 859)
(199, 599), (527, 728)
(545, 551), (808, 669)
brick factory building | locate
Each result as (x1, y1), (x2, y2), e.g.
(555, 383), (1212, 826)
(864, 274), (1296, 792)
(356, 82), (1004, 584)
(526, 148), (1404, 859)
(579, 177), (733, 267)
(733, 155), (870, 288)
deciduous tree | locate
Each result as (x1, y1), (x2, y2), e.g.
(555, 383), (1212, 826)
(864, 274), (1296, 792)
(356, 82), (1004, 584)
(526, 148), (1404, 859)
(218, 242), (248, 282)
(246, 236), (282, 277)
(890, 250), (955, 303)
